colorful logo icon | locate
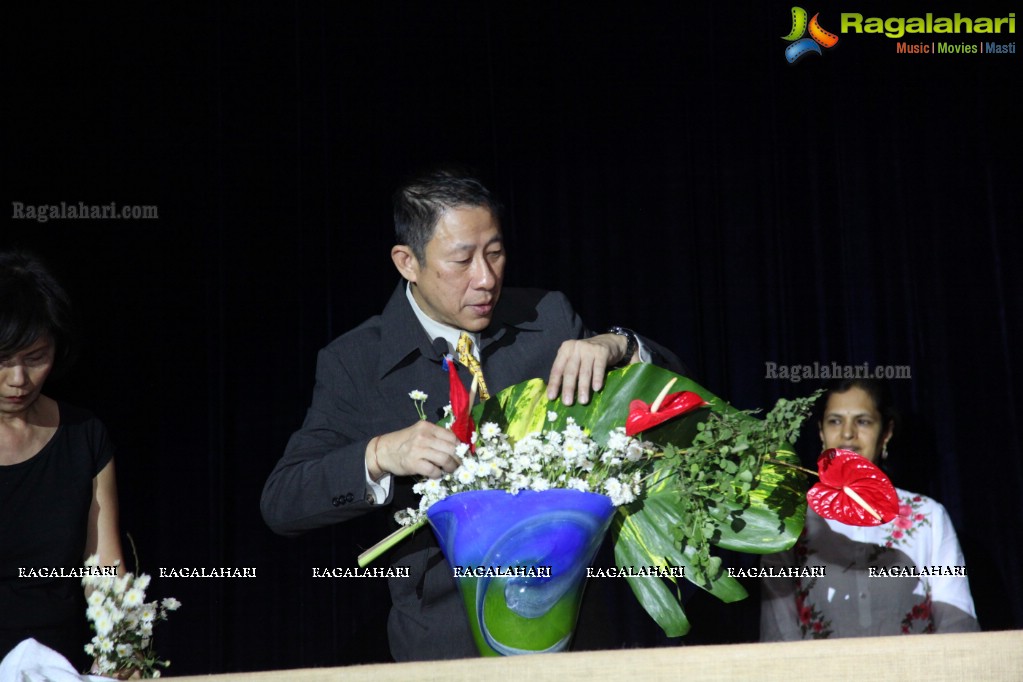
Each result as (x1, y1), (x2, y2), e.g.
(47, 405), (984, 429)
(783, 7), (839, 63)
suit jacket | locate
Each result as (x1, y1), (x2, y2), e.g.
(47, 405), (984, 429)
(261, 282), (681, 661)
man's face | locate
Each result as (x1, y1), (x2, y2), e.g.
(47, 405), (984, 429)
(402, 205), (506, 332)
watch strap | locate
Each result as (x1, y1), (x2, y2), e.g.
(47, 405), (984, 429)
(605, 326), (638, 365)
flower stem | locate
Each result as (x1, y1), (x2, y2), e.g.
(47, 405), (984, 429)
(764, 453), (818, 478)
(357, 519), (426, 567)
(126, 533), (141, 574)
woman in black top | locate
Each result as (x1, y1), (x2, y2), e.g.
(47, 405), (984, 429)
(0, 252), (125, 669)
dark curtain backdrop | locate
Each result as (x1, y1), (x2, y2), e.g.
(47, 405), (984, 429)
(5, 0), (1021, 674)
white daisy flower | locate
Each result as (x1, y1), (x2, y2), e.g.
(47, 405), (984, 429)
(564, 419), (585, 440)
(606, 428), (630, 451)
(123, 587), (145, 608)
(562, 440), (580, 462)
(93, 612), (114, 636)
(134, 573), (151, 590)
(601, 454), (623, 467)
(625, 442), (646, 462)
(604, 477), (636, 506)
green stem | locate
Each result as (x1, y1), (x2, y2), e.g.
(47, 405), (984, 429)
(126, 532), (141, 574)
(357, 519), (426, 567)
(764, 453), (818, 478)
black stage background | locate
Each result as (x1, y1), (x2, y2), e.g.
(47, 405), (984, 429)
(4, 1), (1021, 674)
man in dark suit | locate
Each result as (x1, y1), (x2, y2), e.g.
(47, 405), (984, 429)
(260, 169), (681, 661)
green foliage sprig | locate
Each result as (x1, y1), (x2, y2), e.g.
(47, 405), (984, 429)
(654, 392), (822, 587)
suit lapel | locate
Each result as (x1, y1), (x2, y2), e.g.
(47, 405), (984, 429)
(376, 282), (439, 381)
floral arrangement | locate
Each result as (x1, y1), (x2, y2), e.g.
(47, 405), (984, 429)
(81, 554), (180, 679)
(362, 362), (898, 637)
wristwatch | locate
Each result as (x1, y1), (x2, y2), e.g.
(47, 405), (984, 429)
(605, 326), (638, 365)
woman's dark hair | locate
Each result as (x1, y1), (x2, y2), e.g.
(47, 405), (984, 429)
(816, 377), (897, 434)
(0, 251), (77, 377)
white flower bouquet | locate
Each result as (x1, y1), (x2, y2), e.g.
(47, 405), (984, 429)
(81, 555), (180, 679)
(395, 413), (655, 528)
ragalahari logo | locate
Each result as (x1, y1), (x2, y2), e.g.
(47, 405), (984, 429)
(783, 7), (839, 63)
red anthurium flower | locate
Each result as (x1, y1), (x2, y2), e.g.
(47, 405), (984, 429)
(443, 355), (475, 453)
(625, 379), (707, 436)
(807, 449), (899, 526)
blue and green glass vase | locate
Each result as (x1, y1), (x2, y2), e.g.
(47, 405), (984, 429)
(427, 489), (615, 656)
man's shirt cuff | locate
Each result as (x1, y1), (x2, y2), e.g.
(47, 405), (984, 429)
(365, 459), (392, 504)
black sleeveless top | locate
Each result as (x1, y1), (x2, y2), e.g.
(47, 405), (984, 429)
(0, 402), (114, 667)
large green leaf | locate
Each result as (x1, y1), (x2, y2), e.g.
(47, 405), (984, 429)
(621, 489), (748, 593)
(612, 502), (691, 637)
(710, 449), (808, 554)
(474, 378), (549, 441)
(611, 475), (754, 635)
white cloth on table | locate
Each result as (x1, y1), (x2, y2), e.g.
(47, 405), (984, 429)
(0, 638), (110, 682)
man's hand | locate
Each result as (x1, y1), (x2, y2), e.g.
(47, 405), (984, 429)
(546, 333), (635, 406)
(367, 421), (462, 480)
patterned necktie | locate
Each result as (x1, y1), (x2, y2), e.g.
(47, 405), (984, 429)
(456, 332), (490, 401)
